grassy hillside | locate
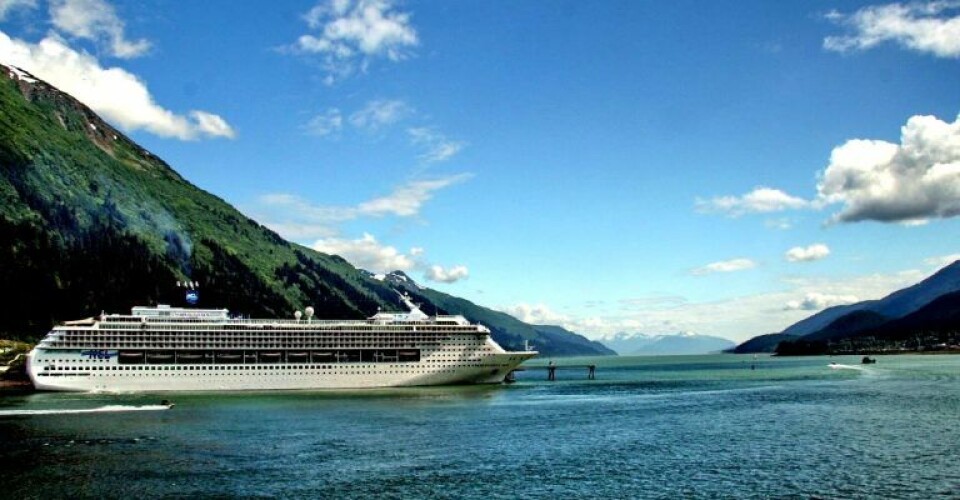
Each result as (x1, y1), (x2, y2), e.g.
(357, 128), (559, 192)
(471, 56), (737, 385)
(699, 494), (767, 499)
(0, 64), (609, 357)
(0, 65), (403, 339)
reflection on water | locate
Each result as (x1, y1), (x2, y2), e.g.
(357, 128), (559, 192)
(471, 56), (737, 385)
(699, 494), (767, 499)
(2, 354), (959, 498)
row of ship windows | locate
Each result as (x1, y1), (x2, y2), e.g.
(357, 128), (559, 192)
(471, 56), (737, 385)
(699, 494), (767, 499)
(45, 358), (486, 371)
(41, 363), (500, 373)
(45, 344), (489, 351)
(55, 332), (467, 338)
(66, 325), (480, 333)
(39, 368), (503, 378)
(48, 344), (431, 349)
(43, 352), (491, 365)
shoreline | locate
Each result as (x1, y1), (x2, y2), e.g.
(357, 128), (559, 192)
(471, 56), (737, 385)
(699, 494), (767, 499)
(773, 349), (960, 357)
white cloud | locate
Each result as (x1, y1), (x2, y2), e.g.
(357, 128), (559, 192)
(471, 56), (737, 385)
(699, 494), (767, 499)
(309, 234), (468, 283)
(691, 258), (757, 276)
(424, 265), (469, 284)
(0, 0), (35, 20)
(696, 187), (810, 217)
(254, 174), (471, 240)
(189, 110), (236, 139)
(764, 217), (794, 230)
(349, 99), (410, 132)
(924, 252), (960, 267)
(0, 32), (234, 140)
(408, 127), (466, 163)
(293, 0), (418, 83)
(785, 243), (831, 262)
(356, 174), (472, 217)
(528, 267), (927, 342)
(49, 0), (151, 59)
(499, 303), (569, 325)
(312, 233), (414, 273)
(824, 1), (960, 58)
(305, 108), (343, 137)
(817, 112), (960, 224)
(784, 292), (859, 311)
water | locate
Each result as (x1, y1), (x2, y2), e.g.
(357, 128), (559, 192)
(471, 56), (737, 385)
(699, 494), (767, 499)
(1, 354), (959, 498)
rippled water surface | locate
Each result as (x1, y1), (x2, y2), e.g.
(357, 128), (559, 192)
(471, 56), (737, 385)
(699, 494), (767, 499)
(2, 354), (959, 498)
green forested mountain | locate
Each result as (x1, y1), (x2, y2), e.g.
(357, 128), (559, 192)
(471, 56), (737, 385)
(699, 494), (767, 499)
(0, 64), (609, 356)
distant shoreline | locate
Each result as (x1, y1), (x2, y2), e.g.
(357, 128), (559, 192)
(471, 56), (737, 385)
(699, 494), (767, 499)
(774, 349), (960, 357)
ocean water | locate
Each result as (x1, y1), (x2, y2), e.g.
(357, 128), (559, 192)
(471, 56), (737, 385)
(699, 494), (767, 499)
(1, 354), (958, 499)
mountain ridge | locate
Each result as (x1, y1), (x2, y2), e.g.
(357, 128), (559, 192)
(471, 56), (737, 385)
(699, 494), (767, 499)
(0, 63), (607, 356)
(734, 261), (960, 353)
(599, 331), (735, 355)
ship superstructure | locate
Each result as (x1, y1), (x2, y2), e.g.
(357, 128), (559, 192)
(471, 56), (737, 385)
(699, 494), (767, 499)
(26, 298), (536, 392)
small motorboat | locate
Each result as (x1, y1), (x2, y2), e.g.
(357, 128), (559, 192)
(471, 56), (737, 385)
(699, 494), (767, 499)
(160, 399), (175, 409)
(861, 356), (877, 365)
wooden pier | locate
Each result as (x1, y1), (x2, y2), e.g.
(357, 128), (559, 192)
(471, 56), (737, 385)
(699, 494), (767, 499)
(510, 363), (596, 381)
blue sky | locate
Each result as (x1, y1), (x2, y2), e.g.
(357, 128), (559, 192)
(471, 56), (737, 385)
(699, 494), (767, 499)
(2, 0), (960, 341)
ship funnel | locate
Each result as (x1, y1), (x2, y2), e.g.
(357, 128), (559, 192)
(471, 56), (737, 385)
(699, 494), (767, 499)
(397, 291), (429, 320)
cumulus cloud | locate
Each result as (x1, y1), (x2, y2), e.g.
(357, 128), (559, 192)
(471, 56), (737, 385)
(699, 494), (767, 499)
(424, 264), (469, 284)
(49, 0), (150, 58)
(785, 243), (831, 262)
(0, 32), (235, 140)
(817, 113), (960, 224)
(824, 1), (960, 58)
(312, 233), (414, 273)
(499, 303), (569, 325)
(0, 0), (35, 20)
(691, 258), (757, 276)
(696, 187), (810, 217)
(408, 127), (466, 163)
(784, 292), (859, 311)
(497, 303), (650, 335)
(293, 0), (418, 83)
(305, 108), (343, 137)
(309, 234), (468, 283)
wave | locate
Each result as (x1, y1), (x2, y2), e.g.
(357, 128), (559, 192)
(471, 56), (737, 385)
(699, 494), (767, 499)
(828, 363), (865, 371)
(0, 404), (172, 416)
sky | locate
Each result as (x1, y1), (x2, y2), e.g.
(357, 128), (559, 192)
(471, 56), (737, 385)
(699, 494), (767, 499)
(1, 0), (959, 342)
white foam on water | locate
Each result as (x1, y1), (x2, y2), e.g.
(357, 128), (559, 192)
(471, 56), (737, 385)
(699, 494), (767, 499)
(828, 363), (865, 371)
(0, 405), (171, 416)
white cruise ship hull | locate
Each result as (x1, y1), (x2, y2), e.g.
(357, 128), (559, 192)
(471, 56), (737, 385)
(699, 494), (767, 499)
(26, 302), (538, 393)
(27, 350), (535, 393)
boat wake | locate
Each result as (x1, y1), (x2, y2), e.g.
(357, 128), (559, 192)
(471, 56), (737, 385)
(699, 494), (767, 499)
(0, 404), (172, 416)
(828, 363), (865, 371)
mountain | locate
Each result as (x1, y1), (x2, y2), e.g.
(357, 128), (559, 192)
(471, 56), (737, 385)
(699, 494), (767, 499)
(372, 271), (615, 356)
(869, 290), (960, 340)
(599, 332), (735, 356)
(808, 290), (960, 344)
(728, 333), (797, 354)
(734, 261), (960, 352)
(802, 310), (890, 342)
(0, 63), (398, 337)
(0, 64), (606, 357)
(781, 261), (960, 338)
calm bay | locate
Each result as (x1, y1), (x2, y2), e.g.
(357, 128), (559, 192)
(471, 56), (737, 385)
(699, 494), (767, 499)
(1, 354), (958, 498)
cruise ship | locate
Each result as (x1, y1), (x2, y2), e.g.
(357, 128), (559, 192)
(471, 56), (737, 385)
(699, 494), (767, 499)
(26, 296), (537, 392)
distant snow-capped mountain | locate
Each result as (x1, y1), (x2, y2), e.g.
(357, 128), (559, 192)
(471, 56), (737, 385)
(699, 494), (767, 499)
(599, 332), (736, 355)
